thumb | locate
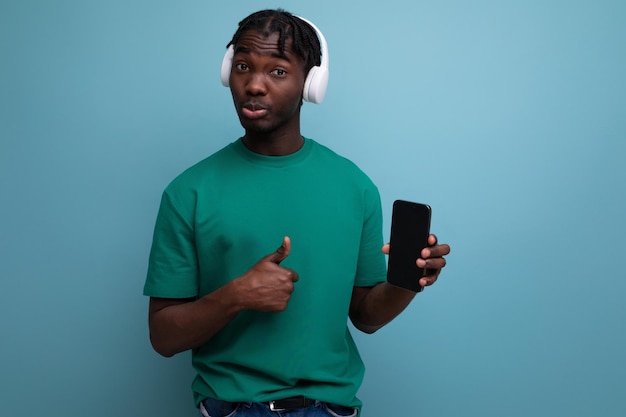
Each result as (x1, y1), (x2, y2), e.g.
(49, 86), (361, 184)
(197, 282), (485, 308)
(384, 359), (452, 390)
(267, 236), (291, 264)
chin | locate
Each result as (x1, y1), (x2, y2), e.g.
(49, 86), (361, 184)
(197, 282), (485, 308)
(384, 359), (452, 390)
(239, 119), (271, 134)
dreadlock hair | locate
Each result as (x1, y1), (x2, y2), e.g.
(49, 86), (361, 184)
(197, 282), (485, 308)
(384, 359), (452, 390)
(226, 9), (322, 75)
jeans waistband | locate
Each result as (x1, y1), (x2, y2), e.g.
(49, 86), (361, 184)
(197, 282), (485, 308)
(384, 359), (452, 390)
(201, 396), (320, 416)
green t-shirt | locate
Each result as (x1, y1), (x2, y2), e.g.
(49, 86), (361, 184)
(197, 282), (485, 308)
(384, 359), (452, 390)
(144, 138), (386, 409)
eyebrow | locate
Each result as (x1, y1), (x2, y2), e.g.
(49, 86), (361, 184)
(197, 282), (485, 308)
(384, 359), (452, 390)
(234, 46), (291, 61)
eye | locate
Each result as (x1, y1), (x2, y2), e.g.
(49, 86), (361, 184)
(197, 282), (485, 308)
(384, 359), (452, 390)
(271, 68), (287, 77)
(235, 63), (249, 71)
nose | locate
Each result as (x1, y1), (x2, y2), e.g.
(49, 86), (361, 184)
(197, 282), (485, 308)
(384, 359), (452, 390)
(245, 72), (267, 96)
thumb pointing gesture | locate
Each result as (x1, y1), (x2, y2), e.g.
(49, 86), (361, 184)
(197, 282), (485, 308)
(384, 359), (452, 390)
(236, 236), (298, 312)
(266, 236), (291, 265)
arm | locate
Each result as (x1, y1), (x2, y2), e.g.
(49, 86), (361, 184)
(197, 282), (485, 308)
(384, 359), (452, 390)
(148, 286), (240, 358)
(349, 234), (451, 334)
(148, 237), (298, 357)
(349, 283), (416, 334)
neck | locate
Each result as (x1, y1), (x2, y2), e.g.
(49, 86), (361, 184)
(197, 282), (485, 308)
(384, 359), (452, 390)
(242, 133), (304, 156)
(242, 123), (304, 156)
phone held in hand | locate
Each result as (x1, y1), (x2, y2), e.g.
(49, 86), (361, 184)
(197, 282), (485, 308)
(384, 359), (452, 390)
(387, 200), (432, 292)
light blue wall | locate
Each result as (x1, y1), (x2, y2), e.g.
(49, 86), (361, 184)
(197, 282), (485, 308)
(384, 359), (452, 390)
(2, 1), (625, 416)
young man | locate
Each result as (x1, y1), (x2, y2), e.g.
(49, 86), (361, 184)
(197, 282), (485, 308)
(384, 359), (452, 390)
(144, 9), (450, 417)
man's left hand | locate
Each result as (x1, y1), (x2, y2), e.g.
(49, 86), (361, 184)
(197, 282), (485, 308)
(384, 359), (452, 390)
(382, 234), (451, 288)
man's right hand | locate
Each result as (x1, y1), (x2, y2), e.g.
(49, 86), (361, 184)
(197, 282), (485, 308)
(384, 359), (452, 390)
(148, 236), (299, 357)
(232, 236), (299, 312)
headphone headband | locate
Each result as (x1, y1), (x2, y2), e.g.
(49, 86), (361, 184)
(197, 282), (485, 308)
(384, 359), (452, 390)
(220, 15), (329, 104)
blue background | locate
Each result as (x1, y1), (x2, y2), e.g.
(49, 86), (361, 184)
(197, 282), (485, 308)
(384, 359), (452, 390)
(2, 1), (625, 416)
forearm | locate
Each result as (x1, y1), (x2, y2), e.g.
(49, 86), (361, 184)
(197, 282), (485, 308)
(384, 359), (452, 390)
(349, 283), (417, 334)
(148, 283), (242, 357)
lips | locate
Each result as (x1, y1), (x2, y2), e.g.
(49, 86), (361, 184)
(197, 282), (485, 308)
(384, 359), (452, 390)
(241, 102), (269, 120)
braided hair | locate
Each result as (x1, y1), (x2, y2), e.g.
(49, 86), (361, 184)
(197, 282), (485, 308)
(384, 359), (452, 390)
(226, 9), (322, 75)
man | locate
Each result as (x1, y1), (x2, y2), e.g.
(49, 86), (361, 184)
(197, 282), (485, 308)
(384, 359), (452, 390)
(144, 9), (450, 417)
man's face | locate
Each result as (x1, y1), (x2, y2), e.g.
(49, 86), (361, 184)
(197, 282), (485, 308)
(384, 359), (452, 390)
(229, 30), (307, 135)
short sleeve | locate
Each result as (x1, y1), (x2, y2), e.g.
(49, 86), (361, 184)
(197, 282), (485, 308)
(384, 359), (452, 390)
(143, 191), (199, 298)
(354, 184), (387, 287)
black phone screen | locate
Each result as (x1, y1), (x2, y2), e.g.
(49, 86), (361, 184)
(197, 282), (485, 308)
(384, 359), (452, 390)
(387, 200), (432, 292)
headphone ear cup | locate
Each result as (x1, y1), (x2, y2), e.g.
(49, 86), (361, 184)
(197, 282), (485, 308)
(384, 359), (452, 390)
(302, 66), (328, 104)
(303, 65), (329, 104)
(220, 45), (234, 87)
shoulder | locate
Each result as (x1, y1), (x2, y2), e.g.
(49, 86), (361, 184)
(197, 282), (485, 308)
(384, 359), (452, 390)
(308, 139), (378, 188)
(164, 142), (238, 194)
(309, 140), (372, 176)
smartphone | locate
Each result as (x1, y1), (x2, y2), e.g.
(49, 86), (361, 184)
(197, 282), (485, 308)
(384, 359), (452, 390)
(387, 200), (432, 292)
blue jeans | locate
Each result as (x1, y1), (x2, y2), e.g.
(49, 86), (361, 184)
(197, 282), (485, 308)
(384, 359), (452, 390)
(199, 398), (358, 417)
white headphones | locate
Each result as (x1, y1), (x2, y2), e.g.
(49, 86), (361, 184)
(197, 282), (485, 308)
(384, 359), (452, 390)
(220, 15), (329, 104)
